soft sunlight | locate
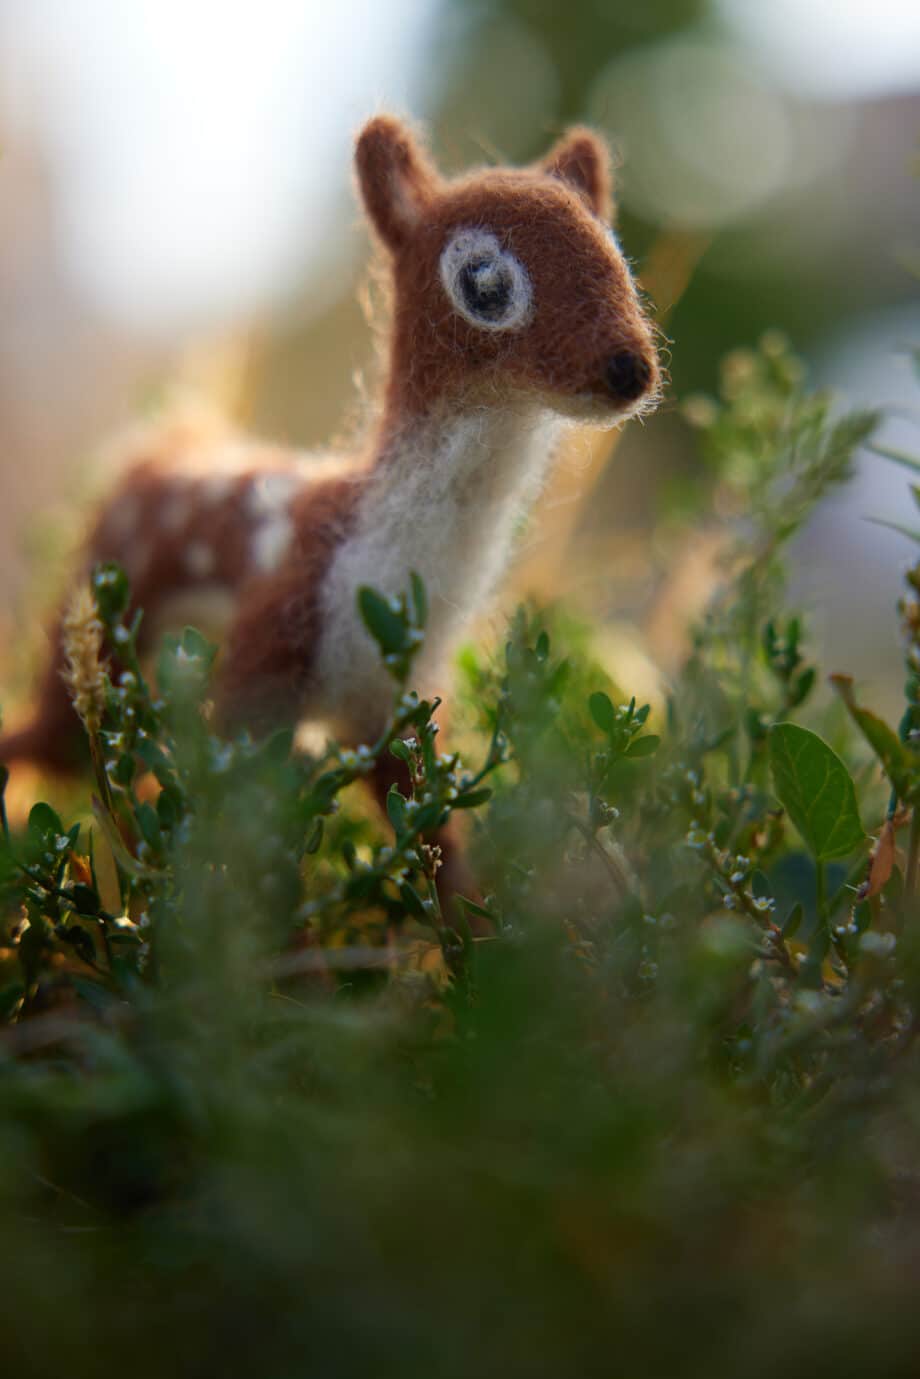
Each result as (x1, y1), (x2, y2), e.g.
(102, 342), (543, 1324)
(0, 0), (442, 335)
(722, 0), (920, 100)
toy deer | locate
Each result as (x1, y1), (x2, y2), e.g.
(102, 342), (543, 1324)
(1, 115), (660, 782)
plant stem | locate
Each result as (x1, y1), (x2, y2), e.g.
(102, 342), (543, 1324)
(0, 765), (9, 845)
(824, 841), (872, 919)
(905, 808), (920, 914)
(88, 732), (117, 822)
(816, 858), (827, 928)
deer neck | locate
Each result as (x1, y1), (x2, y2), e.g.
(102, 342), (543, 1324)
(313, 396), (563, 734)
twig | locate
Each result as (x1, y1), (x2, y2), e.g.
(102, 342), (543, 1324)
(905, 808), (920, 914)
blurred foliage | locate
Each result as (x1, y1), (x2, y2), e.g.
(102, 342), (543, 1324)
(7, 338), (920, 1376)
(445, 0), (708, 134)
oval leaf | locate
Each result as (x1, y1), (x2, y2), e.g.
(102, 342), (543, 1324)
(357, 587), (406, 655)
(626, 734), (660, 759)
(829, 674), (912, 798)
(28, 802), (64, 841)
(768, 722), (865, 860)
(386, 786), (408, 834)
(453, 787), (492, 810)
(589, 692), (615, 734)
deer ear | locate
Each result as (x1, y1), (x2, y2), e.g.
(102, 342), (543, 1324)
(543, 127), (612, 221)
(355, 116), (438, 252)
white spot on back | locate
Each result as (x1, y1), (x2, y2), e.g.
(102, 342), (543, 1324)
(251, 515), (294, 573)
(247, 471), (302, 519)
(247, 472), (302, 573)
(185, 541), (216, 577)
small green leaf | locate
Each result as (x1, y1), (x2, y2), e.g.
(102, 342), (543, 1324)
(768, 722), (865, 860)
(547, 660), (570, 700)
(344, 868), (377, 901)
(788, 667), (816, 709)
(389, 738), (413, 763)
(781, 901), (803, 938)
(829, 675), (913, 798)
(744, 707), (767, 742)
(64, 924), (96, 964)
(0, 981), (24, 1019)
(452, 788), (493, 810)
(864, 516), (920, 545)
(413, 802), (447, 833)
(180, 625), (218, 668)
(91, 562), (131, 623)
(399, 881), (428, 918)
(304, 818), (324, 854)
(869, 441), (920, 476)
(107, 926), (141, 946)
(409, 570), (427, 629)
(357, 587), (406, 655)
(386, 786), (408, 834)
(135, 802), (163, 852)
(90, 799), (150, 878)
(457, 895), (498, 922)
(28, 802), (63, 841)
(626, 735), (660, 759)
(69, 883), (101, 917)
(112, 753), (136, 787)
(157, 788), (181, 831)
(589, 692), (615, 734)
(135, 736), (175, 785)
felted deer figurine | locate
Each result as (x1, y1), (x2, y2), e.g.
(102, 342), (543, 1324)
(0, 115), (660, 781)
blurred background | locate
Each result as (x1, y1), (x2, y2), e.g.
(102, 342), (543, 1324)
(0, 0), (918, 712)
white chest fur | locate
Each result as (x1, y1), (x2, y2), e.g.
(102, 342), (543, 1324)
(311, 403), (561, 738)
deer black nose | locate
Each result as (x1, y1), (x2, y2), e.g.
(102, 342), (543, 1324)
(605, 351), (652, 403)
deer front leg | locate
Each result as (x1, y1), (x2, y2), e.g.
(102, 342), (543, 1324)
(212, 570), (323, 739)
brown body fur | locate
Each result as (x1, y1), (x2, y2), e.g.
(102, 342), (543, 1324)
(1, 116), (660, 795)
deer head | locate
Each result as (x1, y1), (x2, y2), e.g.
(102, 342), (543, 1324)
(355, 115), (660, 427)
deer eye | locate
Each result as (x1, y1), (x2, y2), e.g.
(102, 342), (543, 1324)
(439, 229), (533, 332)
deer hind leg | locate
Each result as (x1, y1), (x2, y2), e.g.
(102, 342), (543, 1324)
(0, 544), (181, 773)
(0, 471), (224, 773)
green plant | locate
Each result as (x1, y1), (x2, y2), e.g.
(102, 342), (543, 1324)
(6, 335), (920, 1379)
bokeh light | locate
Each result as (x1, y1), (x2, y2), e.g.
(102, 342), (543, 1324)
(590, 37), (792, 228)
(721, 0), (920, 100)
(0, 0), (442, 335)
